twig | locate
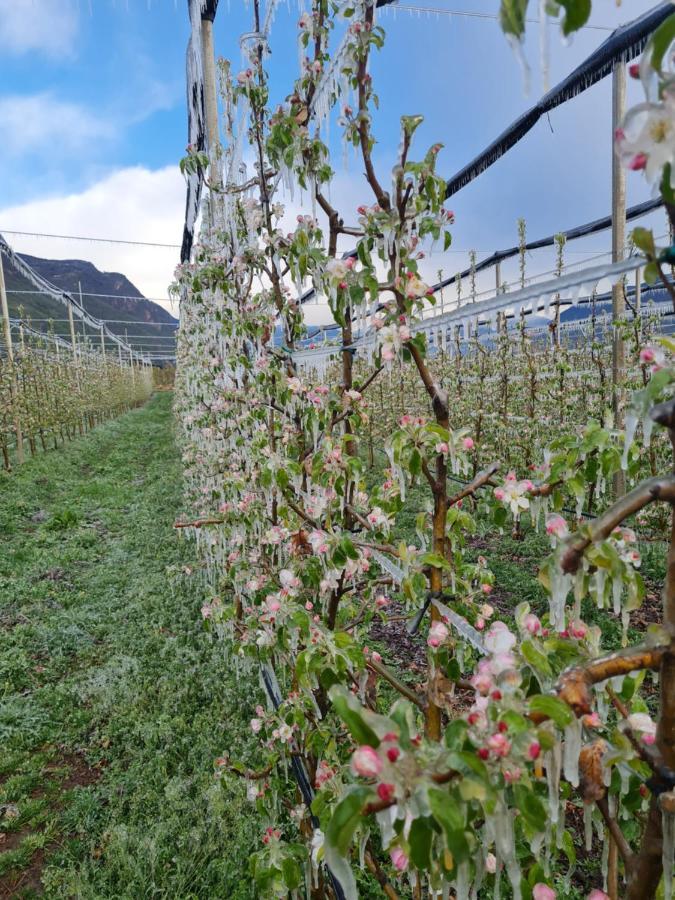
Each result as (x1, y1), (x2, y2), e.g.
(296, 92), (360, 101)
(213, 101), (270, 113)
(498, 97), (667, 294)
(367, 657), (426, 710)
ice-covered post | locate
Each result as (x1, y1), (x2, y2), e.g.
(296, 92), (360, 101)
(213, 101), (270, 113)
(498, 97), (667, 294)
(612, 60), (627, 497)
(0, 251), (24, 464)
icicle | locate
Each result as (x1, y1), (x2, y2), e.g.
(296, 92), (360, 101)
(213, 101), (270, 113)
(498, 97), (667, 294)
(621, 412), (638, 470)
(546, 743), (562, 828)
(612, 576), (623, 616)
(538, 0), (550, 93)
(663, 805), (675, 900)
(455, 861), (470, 900)
(563, 717), (582, 788)
(594, 568), (607, 609)
(584, 804), (594, 852)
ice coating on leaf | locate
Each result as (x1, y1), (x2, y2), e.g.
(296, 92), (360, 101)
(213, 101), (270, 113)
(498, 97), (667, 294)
(432, 597), (487, 655)
(370, 548), (405, 585)
(549, 565), (571, 632)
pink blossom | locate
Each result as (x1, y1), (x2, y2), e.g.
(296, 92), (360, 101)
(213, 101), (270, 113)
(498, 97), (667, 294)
(546, 514), (568, 538)
(569, 619), (588, 640)
(481, 583), (493, 595)
(533, 886), (556, 900)
(351, 745), (382, 778)
(487, 732), (511, 757)
(472, 669), (493, 695)
(436, 442), (449, 455)
(485, 852), (497, 874)
(377, 782), (396, 803)
(583, 712), (602, 728)
(390, 848), (408, 872)
(427, 621), (449, 648)
(528, 740), (541, 760)
(250, 718), (262, 733)
(463, 437), (475, 450)
(494, 487), (506, 501)
(484, 621), (516, 654)
(524, 613), (542, 635)
(375, 595), (389, 608)
(628, 152), (648, 171)
(588, 891), (610, 900)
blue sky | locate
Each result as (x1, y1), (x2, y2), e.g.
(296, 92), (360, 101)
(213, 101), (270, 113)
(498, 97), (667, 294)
(0, 0), (664, 316)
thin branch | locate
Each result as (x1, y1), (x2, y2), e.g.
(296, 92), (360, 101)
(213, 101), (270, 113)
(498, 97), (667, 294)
(174, 517), (224, 529)
(448, 461), (500, 507)
(548, 644), (667, 719)
(597, 795), (635, 871)
(560, 474), (675, 574)
(367, 657), (426, 710)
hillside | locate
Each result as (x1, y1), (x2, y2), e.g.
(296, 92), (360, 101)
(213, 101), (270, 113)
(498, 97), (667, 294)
(2, 252), (178, 357)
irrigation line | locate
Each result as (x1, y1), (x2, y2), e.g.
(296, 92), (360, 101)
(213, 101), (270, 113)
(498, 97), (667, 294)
(258, 662), (347, 900)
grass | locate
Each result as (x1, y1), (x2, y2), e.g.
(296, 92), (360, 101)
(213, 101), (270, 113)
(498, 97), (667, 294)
(0, 401), (667, 898)
(0, 393), (259, 899)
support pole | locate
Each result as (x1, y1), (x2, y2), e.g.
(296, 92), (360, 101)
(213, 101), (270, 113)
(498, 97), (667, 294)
(201, 15), (219, 160)
(0, 252), (25, 464)
(495, 260), (501, 294)
(612, 60), (627, 497)
(201, 12), (221, 208)
(67, 300), (78, 361)
(100, 325), (106, 360)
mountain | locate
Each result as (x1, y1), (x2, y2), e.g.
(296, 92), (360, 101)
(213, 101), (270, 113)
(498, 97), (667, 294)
(2, 252), (178, 359)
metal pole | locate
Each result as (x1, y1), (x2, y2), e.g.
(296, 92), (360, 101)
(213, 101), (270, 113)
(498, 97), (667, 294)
(495, 260), (501, 294)
(612, 60), (627, 496)
(0, 252), (25, 463)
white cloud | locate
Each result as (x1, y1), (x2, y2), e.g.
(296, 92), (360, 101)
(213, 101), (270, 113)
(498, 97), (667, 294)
(0, 166), (185, 310)
(0, 93), (115, 157)
(0, 0), (78, 57)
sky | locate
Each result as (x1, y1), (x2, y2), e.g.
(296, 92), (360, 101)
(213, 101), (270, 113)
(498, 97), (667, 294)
(0, 0), (666, 322)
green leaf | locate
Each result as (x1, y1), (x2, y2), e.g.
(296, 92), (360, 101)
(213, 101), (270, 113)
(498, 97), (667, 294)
(644, 261), (660, 284)
(281, 856), (302, 889)
(324, 786), (373, 900)
(500, 0), (528, 38)
(556, 0), (591, 36)
(528, 694), (574, 728)
(419, 551), (452, 571)
(428, 788), (470, 862)
(444, 719), (469, 750)
(650, 13), (675, 72)
(520, 639), (553, 677)
(409, 817), (434, 870)
(632, 227), (656, 258)
(329, 686), (380, 746)
(513, 784), (547, 832)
